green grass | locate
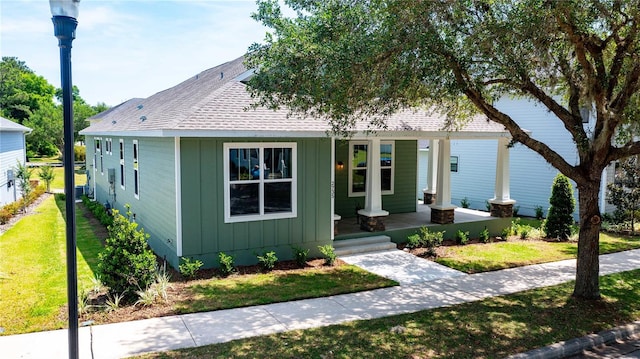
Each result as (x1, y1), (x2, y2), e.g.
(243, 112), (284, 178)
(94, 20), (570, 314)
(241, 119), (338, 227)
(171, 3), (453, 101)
(435, 233), (640, 273)
(175, 266), (397, 314)
(49, 166), (87, 191)
(133, 269), (640, 359)
(0, 195), (104, 335)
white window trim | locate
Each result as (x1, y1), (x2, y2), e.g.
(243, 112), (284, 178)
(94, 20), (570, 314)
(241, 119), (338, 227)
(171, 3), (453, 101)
(96, 137), (104, 175)
(348, 140), (395, 197)
(223, 142), (297, 223)
(106, 138), (113, 155)
(119, 139), (125, 190)
(133, 139), (139, 199)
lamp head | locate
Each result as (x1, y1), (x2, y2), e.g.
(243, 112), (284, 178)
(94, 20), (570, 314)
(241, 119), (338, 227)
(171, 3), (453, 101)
(50, 0), (80, 19)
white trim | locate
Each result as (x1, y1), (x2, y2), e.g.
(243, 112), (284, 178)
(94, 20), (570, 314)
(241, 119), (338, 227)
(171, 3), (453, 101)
(348, 140), (395, 197)
(175, 137), (183, 257)
(133, 139), (140, 199)
(223, 142), (297, 223)
(119, 139), (125, 190)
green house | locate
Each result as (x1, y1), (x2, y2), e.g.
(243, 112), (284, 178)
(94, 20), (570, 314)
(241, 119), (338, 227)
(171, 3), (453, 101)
(80, 56), (513, 269)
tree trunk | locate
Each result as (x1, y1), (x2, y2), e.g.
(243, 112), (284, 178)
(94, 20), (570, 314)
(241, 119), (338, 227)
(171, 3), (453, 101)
(573, 179), (602, 300)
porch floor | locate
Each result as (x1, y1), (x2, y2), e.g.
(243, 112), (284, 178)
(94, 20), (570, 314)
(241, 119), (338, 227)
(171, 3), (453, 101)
(335, 201), (497, 238)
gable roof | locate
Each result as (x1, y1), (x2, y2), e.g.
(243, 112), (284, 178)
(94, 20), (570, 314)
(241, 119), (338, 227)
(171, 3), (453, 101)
(0, 116), (31, 133)
(80, 56), (509, 140)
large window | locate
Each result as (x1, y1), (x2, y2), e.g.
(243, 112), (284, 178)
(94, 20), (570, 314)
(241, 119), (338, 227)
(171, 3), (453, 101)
(223, 143), (297, 223)
(133, 140), (139, 199)
(348, 141), (394, 196)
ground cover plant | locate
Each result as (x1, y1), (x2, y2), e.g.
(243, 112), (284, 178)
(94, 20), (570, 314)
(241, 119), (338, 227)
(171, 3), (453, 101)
(133, 268), (640, 359)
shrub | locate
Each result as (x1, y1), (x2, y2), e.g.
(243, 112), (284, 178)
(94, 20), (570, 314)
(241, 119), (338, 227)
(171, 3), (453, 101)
(74, 145), (86, 162)
(179, 257), (203, 279)
(485, 200), (491, 212)
(291, 246), (309, 268)
(460, 197), (470, 208)
(218, 252), (235, 276)
(318, 244), (337, 266)
(513, 205), (520, 217)
(479, 227), (490, 243)
(406, 226), (444, 256)
(534, 205), (545, 220)
(257, 251), (278, 271)
(455, 230), (469, 245)
(98, 205), (157, 297)
(406, 233), (422, 249)
(544, 174), (575, 241)
(0, 208), (11, 225)
(519, 226), (530, 240)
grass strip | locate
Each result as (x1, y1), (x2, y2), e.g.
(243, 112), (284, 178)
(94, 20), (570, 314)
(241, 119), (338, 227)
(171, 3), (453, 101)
(0, 195), (103, 335)
(135, 268), (640, 359)
(176, 265), (398, 314)
(436, 233), (640, 273)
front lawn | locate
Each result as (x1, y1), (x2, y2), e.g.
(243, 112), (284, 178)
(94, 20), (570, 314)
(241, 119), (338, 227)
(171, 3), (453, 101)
(133, 268), (640, 359)
(0, 195), (104, 335)
(435, 233), (640, 273)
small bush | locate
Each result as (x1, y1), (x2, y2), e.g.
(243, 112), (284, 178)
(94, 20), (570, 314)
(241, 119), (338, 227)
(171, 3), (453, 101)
(0, 208), (11, 225)
(513, 205), (520, 217)
(318, 244), (337, 266)
(406, 226), (444, 256)
(460, 197), (470, 208)
(535, 205), (545, 220)
(257, 251), (278, 271)
(179, 257), (203, 279)
(519, 226), (530, 240)
(544, 173), (575, 241)
(98, 205), (157, 297)
(501, 226), (512, 239)
(485, 200), (491, 212)
(479, 227), (490, 243)
(218, 252), (235, 276)
(135, 287), (158, 307)
(74, 145), (86, 162)
(455, 230), (470, 245)
(406, 234), (422, 249)
(291, 246), (309, 268)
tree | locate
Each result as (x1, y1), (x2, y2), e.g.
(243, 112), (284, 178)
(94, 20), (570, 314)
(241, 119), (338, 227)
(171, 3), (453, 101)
(0, 57), (55, 123)
(247, 0), (640, 299)
(607, 155), (640, 234)
(544, 174), (576, 240)
(14, 161), (33, 212)
(37, 165), (56, 193)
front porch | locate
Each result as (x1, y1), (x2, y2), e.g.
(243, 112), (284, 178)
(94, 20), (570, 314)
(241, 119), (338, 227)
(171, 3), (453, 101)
(334, 202), (512, 245)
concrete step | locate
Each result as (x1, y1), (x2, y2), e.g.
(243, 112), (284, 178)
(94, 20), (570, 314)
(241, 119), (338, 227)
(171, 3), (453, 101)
(333, 235), (397, 256)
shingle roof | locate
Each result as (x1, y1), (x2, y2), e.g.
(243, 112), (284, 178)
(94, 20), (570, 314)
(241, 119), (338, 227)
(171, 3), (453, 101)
(0, 116), (31, 133)
(80, 56), (509, 139)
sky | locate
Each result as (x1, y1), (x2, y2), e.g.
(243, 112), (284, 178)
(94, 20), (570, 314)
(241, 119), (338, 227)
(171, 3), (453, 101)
(0, 0), (271, 106)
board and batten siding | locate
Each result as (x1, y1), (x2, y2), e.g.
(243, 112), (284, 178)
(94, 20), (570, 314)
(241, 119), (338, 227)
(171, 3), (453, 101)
(180, 137), (333, 267)
(86, 136), (178, 265)
(0, 131), (26, 206)
(334, 140), (417, 218)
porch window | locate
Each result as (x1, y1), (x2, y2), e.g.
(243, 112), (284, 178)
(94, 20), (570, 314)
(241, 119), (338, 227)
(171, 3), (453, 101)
(450, 156), (459, 172)
(348, 141), (394, 197)
(223, 142), (297, 223)
(133, 140), (139, 199)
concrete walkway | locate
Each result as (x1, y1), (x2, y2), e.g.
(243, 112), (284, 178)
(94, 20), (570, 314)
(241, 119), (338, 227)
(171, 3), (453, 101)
(2, 249), (640, 359)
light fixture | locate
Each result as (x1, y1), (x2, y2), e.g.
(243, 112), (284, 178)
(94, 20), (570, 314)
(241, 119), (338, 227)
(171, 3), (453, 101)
(50, 1), (80, 358)
(337, 161), (344, 170)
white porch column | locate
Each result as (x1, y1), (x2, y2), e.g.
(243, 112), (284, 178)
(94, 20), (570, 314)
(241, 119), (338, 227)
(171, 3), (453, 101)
(423, 139), (439, 204)
(489, 137), (516, 217)
(358, 137), (389, 217)
(430, 139), (455, 224)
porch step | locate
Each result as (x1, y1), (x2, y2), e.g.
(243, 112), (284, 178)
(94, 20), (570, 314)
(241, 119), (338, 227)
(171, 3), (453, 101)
(333, 235), (397, 256)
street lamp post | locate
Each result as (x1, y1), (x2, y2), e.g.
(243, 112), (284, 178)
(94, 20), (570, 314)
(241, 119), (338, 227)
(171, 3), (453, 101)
(50, 1), (80, 358)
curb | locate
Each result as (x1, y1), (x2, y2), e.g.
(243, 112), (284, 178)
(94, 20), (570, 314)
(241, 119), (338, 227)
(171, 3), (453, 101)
(506, 321), (640, 359)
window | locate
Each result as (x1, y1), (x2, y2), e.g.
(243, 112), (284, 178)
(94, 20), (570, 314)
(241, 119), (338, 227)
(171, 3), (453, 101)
(119, 139), (125, 189)
(133, 140), (139, 198)
(348, 141), (394, 196)
(223, 142), (297, 223)
(96, 138), (104, 174)
(105, 138), (113, 155)
(450, 156), (459, 172)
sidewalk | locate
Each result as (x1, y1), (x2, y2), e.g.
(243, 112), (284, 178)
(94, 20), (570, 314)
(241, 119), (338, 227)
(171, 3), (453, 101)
(2, 249), (640, 359)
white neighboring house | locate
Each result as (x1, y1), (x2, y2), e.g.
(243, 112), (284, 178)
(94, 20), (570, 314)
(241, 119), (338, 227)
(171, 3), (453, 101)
(0, 116), (32, 206)
(418, 97), (615, 219)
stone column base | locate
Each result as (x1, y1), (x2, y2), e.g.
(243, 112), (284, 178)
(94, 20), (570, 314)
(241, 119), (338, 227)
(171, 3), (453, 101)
(423, 191), (436, 205)
(359, 215), (386, 232)
(431, 208), (454, 224)
(490, 203), (514, 217)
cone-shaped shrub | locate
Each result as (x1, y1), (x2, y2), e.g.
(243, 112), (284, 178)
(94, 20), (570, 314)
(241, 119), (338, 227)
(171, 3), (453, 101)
(544, 174), (575, 241)
(98, 204), (156, 296)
